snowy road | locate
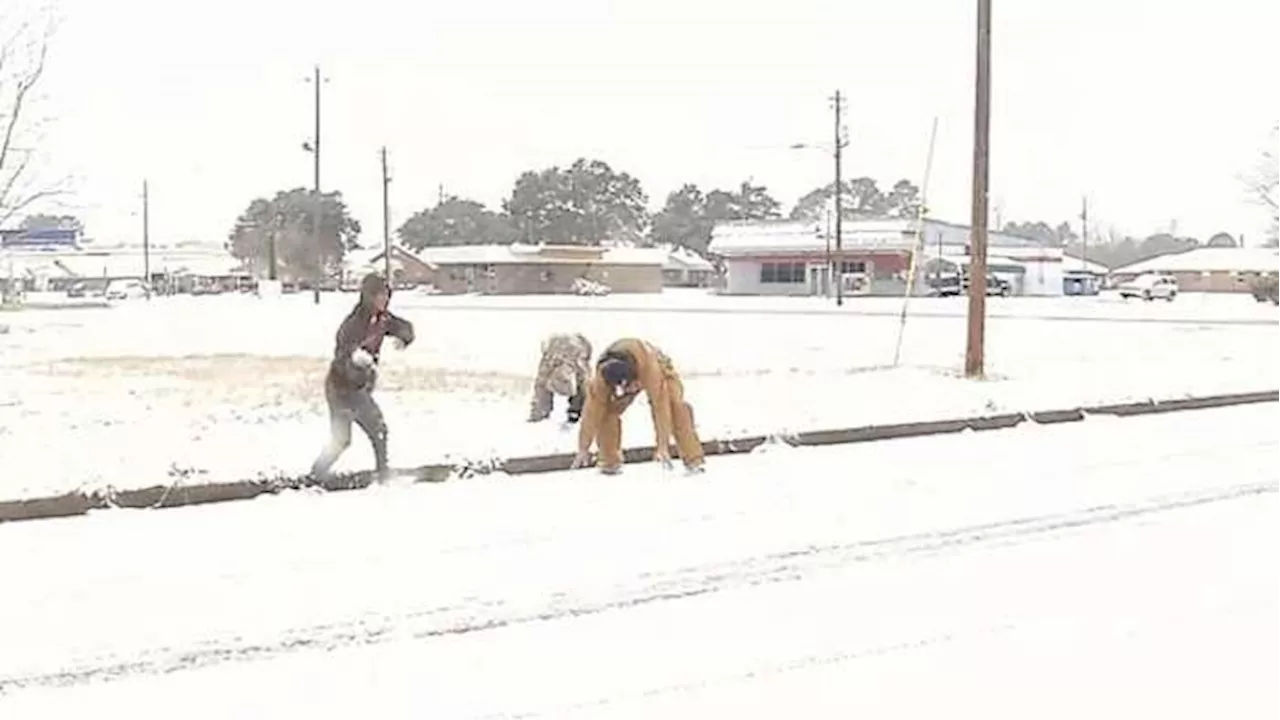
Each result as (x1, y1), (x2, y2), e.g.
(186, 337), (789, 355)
(1, 403), (1277, 718)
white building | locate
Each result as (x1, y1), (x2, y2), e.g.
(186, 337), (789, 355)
(1111, 247), (1279, 293)
(707, 218), (1064, 297)
(1, 245), (244, 291)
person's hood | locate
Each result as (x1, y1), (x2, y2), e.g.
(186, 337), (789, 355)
(358, 273), (390, 309)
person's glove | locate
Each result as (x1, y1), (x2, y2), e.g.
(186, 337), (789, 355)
(351, 348), (375, 368)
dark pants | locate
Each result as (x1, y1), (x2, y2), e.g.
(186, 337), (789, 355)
(566, 390), (586, 423)
(311, 377), (388, 479)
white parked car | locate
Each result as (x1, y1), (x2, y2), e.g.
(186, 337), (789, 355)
(1117, 273), (1178, 301)
(105, 279), (149, 301)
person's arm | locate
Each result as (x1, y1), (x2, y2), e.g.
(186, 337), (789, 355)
(384, 312), (415, 348)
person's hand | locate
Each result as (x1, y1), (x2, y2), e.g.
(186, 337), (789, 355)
(391, 336), (407, 350)
(351, 348), (375, 368)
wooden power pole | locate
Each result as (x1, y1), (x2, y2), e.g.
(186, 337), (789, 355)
(381, 147), (392, 282)
(142, 179), (151, 299)
(964, 0), (993, 379)
(1080, 196), (1089, 268)
(310, 65), (323, 305)
(831, 90), (847, 307)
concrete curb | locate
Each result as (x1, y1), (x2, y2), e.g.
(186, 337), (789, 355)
(1, 389), (1274, 525)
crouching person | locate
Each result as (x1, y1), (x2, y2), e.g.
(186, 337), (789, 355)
(311, 273), (415, 482)
(528, 332), (593, 424)
(571, 338), (705, 475)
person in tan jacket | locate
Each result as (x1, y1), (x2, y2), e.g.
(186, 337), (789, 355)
(571, 338), (706, 474)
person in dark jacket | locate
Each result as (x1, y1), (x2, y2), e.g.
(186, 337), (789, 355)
(310, 273), (415, 481)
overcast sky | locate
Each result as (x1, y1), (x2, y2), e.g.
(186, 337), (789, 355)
(15, 0), (1280, 247)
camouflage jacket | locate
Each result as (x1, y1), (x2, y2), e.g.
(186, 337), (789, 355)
(528, 333), (593, 421)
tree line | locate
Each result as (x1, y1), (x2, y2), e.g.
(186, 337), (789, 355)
(215, 157), (926, 279)
(997, 219), (1276, 270)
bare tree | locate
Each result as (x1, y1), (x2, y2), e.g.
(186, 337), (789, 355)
(1, 5), (65, 228)
(1240, 125), (1278, 247)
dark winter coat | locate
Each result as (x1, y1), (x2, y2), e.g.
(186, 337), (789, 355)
(327, 275), (415, 393)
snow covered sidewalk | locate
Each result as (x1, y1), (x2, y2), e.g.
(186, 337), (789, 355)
(0, 403), (1275, 718)
(0, 292), (1275, 499)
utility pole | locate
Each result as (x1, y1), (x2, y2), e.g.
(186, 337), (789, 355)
(267, 213), (279, 281)
(142, 179), (151, 299)
(437, 183), (445, 206)
(1080, 196), (1088, 269)
(964, 0), (992, 379)
(307, 65), (324, 305)
(381, 147), (392, 282)
(832, 89), (847, 307)
(824, 206), (832, 295)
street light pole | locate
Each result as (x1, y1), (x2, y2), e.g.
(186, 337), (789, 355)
(1080, 196), (1088, 270)
(381, 146), (392, 282)
(964, 0), (992, 379)
(305, 65), (325, 305)
(142, 179), (151, 299)
(832, 89), (847, 308)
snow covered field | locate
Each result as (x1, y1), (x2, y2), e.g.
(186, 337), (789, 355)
(1, 404), (1275, 718)
(0, 289), (1276, 499)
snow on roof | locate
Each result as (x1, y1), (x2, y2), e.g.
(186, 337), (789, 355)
(709, 218), (1043, 257)
(662, 245), (715, 271)
(1062, 254), (1110, 275)
(411, 244), (666, 267)
(708, 220), (834, 256)
(1113, 247), (1280, 275)
(343, 246), (382, 271)
(2, 248), (244, 278)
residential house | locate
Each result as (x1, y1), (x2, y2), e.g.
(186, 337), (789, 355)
(1110, 247), (1279, 293)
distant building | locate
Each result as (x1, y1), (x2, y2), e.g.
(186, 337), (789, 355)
(1061, 253), (1109, 295)
(361, 244), (667, 295)
(662, 247), (716, 288)
(1111, 247), (1280, 293)
(343, 245), (436, 289)
(707, 218), (1064, 297)
(0, 227), (81, 249)
(0, 245), (247, 293)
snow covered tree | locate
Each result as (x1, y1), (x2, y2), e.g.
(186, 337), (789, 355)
(226, 188), (361, 280)
(0, 6), (69, 226)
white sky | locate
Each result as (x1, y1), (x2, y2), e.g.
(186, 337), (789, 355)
(15, 0), (1280, 246)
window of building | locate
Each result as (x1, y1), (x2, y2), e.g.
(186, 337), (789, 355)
(760, 261), (805, 283)
(838, 260), (867, 274)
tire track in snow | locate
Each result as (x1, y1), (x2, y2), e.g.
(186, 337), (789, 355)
(1, 480), (1273, 694)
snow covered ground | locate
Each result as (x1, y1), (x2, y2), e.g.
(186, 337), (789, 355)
(0, 404), (1275, 718)
(0, 289), (1275, 499)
